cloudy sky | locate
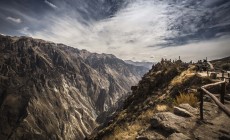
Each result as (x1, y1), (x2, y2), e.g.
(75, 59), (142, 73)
(0, 0), (230, 62)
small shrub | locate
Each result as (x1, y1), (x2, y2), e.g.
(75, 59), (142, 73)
(162, 97), (174, 106)
(174, 93), (198, 107)
(221, 63), (230, 71)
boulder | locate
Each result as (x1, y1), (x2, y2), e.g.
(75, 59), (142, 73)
(178, 103), (198, 115)
(151, 112), (190, 133)
(167, 133), (190, 140)
(173, 107), (194, 117)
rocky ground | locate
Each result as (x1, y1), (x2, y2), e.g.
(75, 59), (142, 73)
(137, 101), (230, 140)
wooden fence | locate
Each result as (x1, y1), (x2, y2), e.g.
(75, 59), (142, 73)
(199, 73), (230, 120)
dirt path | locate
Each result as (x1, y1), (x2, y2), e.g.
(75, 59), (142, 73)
(192, 102), (230, 140)
(194, 62), (230, 139)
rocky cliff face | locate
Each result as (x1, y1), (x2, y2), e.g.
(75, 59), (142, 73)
(0, 35), (148, 140)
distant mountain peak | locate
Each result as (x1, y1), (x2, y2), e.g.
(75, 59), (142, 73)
(124, 60), (155, 69)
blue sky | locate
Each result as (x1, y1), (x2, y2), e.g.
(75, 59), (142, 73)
(0, 0), (230, 62)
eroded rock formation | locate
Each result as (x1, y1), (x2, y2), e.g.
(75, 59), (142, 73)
(0, 35), (148, 140)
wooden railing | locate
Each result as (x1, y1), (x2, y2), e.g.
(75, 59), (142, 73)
(199, 78), (230, 120)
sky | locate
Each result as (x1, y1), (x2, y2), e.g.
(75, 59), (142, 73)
(0, 0), (230, 62)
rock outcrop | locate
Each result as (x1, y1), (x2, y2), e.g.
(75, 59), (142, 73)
(151, 111), (194, 135)
(167, 133), (190, 140)
(0, 35), (148, 140)
(173, 106), (194, 117)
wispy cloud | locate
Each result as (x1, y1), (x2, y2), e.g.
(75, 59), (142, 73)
(28, 1), (170, 53)
(6, 16), (22, 23)
(44, 0), (57, 9)
(143, 38), (230, 62)
(3, 0), (229, 62)
(25, 0), (230, 62)
(18, 27), (30, 35)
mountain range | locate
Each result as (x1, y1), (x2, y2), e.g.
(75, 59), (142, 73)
(0, 35), (149, 140)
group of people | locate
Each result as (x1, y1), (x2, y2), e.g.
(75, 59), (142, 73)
(196, 59), (208, 72)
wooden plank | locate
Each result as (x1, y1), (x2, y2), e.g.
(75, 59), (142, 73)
(201, 87), (230, 117)
(202, 80), (225, 88)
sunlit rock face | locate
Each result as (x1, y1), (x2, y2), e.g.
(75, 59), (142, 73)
(0, 35), (148, 140)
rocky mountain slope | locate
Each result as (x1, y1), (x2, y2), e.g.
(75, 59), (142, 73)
(89, 59), (230, 140)
(0, 35), (148, 140)
(211, 56), (230, 71)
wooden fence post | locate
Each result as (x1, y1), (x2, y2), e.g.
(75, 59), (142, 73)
(199, 88), (204, 120)
(228, 73), (230, 82)
(222, 71), (224, 80)
(221, 82), (226, 104)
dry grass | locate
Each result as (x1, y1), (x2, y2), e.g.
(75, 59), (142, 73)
(104, 108), (156, 140)
(117, 110), (127, 121)
(174, 93), (198, 107)
(105, 123), (142, 140)
(170, 65), (195, 86)
(155, 104), (168, 112)
(138, 109), (155, 123)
